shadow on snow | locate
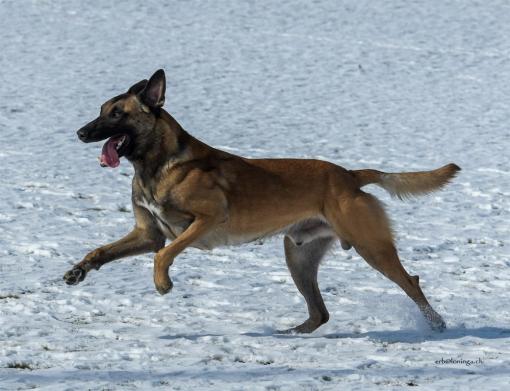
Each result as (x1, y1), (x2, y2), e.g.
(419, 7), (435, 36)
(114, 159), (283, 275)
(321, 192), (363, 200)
(159, 326), (510, 344)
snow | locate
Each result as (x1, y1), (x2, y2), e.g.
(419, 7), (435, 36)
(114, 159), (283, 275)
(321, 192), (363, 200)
(1, 0), (509, 389)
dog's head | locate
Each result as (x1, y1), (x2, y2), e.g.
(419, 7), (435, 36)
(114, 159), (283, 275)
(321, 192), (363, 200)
(76, 69), (166, 168)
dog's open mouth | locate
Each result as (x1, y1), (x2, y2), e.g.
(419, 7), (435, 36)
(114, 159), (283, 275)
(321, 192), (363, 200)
(99, 134), (130, 168)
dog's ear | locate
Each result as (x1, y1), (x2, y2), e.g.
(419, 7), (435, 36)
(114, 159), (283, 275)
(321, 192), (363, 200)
(140, 69), (166, 108)
(128, 79), (148, 94)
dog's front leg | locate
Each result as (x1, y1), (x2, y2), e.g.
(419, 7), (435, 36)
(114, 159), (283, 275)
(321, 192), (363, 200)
(64, 227), (165, 285)
(153, 218), (213, 295)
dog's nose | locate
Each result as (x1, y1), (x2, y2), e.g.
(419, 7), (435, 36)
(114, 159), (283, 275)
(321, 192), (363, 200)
(77, 128), (88, 141)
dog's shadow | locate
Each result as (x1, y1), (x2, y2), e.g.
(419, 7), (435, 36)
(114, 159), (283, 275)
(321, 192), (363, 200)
(160, 326), (510, 343)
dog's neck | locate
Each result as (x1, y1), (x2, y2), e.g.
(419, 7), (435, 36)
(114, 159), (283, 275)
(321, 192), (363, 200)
(130, 109), (206, 181)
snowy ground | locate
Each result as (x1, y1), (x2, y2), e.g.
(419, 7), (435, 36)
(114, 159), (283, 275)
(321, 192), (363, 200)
(1, 0), (509, 389)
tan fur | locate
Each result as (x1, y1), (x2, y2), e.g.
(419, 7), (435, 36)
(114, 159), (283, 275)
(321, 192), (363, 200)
(353, 163), (461, 199)
(65, 70), (461, 333)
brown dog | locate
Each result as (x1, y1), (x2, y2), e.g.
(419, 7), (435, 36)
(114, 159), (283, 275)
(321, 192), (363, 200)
(64, 69), (460, 333)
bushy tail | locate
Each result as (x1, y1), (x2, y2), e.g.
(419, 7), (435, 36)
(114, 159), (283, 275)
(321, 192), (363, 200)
(352, 163), (461, 200)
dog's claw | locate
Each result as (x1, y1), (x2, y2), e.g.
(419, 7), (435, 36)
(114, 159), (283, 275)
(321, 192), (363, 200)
(63, 266), (87, 285)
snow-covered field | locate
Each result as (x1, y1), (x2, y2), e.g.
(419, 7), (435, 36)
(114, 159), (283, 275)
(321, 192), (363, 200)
(1, 0), (509, 389)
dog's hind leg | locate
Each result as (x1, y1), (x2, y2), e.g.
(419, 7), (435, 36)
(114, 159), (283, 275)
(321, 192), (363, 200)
(355, 243), (446, 331)
(279, 235), (335, 334)
(324, 191), (446, 331)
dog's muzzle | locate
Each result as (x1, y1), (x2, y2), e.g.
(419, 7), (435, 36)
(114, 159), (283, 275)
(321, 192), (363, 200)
(77, 128), (89, 142)
(76, 118), (107, 143)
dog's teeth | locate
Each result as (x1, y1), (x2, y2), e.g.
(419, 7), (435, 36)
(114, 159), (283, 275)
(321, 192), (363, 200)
(116, 137), (125, 150)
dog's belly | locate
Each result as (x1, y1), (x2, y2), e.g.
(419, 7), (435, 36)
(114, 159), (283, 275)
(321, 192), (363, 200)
(194, 229), (270, 249)
(135, 197), (332, 250)
(157, 221), (265, 250)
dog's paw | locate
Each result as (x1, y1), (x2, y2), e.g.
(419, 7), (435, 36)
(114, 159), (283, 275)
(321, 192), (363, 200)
(275, 327), (299, 335)
(424, 310), (447, 332)
(63, 266), (87, 285)
(154, 269), (174, 295)
(155, 279), (173, 295)
(430, 318), (447, 332)
(156, 281), (174, 295)
(277, 325), (314, 334)
(276, 318), (323, 334)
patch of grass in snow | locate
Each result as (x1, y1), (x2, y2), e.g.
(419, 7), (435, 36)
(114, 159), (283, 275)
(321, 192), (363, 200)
(6, 361), (34, 370)
(0, 294), (19, 299)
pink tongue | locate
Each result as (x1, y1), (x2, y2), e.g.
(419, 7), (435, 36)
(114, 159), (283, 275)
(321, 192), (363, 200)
(100, 136), (122, 168)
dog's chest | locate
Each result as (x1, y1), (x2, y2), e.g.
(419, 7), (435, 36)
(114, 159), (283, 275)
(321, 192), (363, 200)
(134, 195), (188, 240)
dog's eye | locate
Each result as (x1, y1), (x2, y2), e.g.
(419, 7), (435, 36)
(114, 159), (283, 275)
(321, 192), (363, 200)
(111, 108), (124, 118)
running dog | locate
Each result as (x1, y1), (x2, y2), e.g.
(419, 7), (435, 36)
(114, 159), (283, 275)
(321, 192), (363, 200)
(64, 69), (460, 333)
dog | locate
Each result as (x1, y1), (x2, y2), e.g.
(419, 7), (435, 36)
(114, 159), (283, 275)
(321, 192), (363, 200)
(64, 69), (460, 333)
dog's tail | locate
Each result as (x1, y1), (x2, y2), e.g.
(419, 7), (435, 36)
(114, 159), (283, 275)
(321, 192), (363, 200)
(352, 163), (461, 200)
